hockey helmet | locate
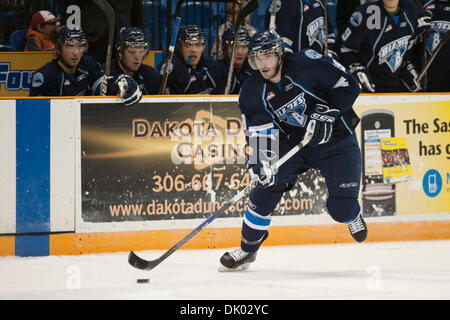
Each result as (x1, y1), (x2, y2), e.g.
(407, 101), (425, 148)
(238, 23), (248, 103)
(177, 25), (206, 46)
(56, 25), (88, 53)
(248, 29), (284, 70)
(222, 25), (251, 47)
(116, 27), (149, 56)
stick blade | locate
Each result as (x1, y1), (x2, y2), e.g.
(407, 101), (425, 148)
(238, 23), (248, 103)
(128, 251), (158, 271)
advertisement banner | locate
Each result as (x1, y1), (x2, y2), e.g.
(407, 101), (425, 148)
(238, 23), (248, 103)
(80, 101), (327, 225)
(356, 100), (450, 217)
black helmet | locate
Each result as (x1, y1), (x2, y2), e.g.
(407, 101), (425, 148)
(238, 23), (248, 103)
(222, 25), (251, 47)
(116, 27), (149, 56)
(56, 25), (88, 53)
(177, 25), (206, 46)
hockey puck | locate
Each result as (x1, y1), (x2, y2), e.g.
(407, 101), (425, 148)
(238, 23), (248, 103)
(137, 278), (149, 284)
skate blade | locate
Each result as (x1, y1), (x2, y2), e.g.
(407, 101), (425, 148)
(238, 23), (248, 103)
(217, 262), (250, 272)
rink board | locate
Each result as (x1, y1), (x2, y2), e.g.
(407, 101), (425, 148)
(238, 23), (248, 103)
(0, 94), (449, 256)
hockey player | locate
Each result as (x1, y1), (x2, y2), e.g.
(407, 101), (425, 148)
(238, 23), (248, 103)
(336, 0), (432, 92)
(217, 25), (253, 94)
(157, 25), (224, 94)
(218, 29), (367, 272)
(29, 25), (103, 96)
(422, 0), (450, 92)
(104, 27), (161, 98)
(30, 25), (142, 106)
(264, 0), (337, 57)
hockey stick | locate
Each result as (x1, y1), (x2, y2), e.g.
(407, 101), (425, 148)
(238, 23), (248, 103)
(269, 0), (279, 29)
(92, 0), (116, 96)
(128, 121), (316, 271)
(322, 0), (329, 56)
(417, 30), (450, 83)
(224, 0), (259, 94)
(411, 0), (429, 90)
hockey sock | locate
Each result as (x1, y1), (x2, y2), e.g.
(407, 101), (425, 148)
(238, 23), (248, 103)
(240, 187), (283, 252)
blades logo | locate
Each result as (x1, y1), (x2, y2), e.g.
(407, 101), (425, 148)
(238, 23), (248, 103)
(272, 93), (307, 127)
(306, 17), (325, 49)
(378, 36), (410, 72)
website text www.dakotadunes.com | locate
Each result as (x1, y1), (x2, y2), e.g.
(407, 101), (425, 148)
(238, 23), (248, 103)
(109, 197), (313, 217)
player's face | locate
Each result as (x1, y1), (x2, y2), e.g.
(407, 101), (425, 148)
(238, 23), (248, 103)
(252, 52), (280, 81)
(120, 47), (146, 72)
(225, 44), (248, 68)
(181, 40), (205, 68)
(382, 0), (400, 12)
(60, 43), (85, 68)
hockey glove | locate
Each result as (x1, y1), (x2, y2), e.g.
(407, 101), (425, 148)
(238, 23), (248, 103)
(417, 10), (432, 37)
(304, 104), (340, 147)
(326, 33), (339, 60)
(400, 61), (421, 92)
(248, 160), (275, 187)
(348, 63), (376, 93)
(115, 74), (142, 106)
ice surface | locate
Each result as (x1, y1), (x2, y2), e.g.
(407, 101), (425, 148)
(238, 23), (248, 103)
(0, 240), (449, 300)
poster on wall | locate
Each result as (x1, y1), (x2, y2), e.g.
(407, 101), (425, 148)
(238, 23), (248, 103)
(80, 101), (328, 226)
(356, 100), (450, 217)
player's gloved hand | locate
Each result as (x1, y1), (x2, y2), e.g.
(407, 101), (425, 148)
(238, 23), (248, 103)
(348, 63), (375, 93)
(400, 61), (422, 92)
(417, 10), (432, 36)
(248, 160), (275, 187)
(304, 104), (340, 147)
(115, 74), (142, 106)
(325, 33), (339, 60)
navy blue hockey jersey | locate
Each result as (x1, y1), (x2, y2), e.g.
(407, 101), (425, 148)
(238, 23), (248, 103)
(216, 59), (253, 94)
(104, 59), (162, 95)
(264, 0), (329, 53)
(423, 0), (450, 92)
(29, 55), (103, 96)
(336, 0), (421, 92)
(157, 52), (224, 94)
(239, 50), (361, 148)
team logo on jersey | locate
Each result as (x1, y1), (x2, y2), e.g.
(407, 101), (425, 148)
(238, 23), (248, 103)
(350, 11), (363, 27)
(31, 72), (44, 87)
(427, 22), (450, 53)
(306, 17), (325, 49)
(272, 93), (307, 127)
(378, 36), (410, 72)
(305, 49), (322, 59)
(266, 91), (275, 101)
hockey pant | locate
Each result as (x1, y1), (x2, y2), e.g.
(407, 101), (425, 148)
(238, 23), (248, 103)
(241, 134), (362, 252)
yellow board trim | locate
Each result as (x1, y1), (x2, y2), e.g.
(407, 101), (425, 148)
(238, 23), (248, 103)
(1, 221), (449, 256)
(45, 220), (450, 256)
(0, 236), (15, 256)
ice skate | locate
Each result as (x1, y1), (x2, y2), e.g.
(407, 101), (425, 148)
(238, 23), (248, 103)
(218, 248), (257, 272)
(348, 214), (368, 242)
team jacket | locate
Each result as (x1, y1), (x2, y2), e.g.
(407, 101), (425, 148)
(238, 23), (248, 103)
(336, 0), (421, 92)
(29, 55), (103, 96)
(423, 0), (450, 92)
(104, 59), (162, 95)
(239, 50), (361, 150)
(216, 59), (253, 94)
(264, 0), (330, 54)
(157, 52), (224, 94)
